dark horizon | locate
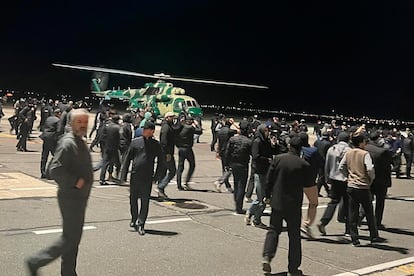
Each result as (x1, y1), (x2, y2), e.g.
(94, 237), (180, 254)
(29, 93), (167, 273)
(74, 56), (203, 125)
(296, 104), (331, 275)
(1, 2), (414, 120)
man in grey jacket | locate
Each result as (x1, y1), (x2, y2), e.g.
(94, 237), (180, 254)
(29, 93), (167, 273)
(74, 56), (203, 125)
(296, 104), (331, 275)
(26, 109), (93, 276)
(317, 131), (351, 236)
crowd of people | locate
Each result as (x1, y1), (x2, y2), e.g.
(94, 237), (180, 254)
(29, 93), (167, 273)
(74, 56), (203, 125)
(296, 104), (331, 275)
(1, 98), (412, 275)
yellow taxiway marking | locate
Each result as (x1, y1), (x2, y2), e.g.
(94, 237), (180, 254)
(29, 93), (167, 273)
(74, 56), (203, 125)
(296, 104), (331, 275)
(0, 172), (56, 199)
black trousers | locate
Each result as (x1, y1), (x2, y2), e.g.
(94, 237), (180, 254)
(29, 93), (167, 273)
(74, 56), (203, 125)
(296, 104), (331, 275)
(231, 164), (249, 213)
(371, 184), (387, 227)
(404, 153), (412, 177)
(210, 130), (217, 151)
(218, 154), (231, 188)
(317, 166), (330, 194)
(40, 139), (56, 176)
(320, 180), (349, 233)
(27, 196), (88, 276)
(176, 147), (195, 188)
(263, 208), (302, 273)
(16, 122), (29, 150)
(130, 190), (150, 227)
(99, 149), (120, 181)
(347, 187), (378, 243)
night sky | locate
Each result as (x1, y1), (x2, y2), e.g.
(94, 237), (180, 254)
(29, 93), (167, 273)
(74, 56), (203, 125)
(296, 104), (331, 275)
(1, 1), (413, 120)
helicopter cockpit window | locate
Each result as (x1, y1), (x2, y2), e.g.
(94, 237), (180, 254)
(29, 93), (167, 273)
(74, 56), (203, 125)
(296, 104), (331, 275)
(192, 100), (199, 107)
(143, 87), (160, 96)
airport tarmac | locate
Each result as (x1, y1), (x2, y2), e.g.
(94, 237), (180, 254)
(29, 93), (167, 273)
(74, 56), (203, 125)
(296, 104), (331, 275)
(1, 106), (414, 276)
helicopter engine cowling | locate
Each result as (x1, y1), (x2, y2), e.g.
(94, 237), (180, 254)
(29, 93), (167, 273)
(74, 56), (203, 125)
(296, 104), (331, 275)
(154, 95), (171, 102)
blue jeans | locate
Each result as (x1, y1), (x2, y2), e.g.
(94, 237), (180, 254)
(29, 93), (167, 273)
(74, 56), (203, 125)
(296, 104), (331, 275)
(248, 173), (266, 224)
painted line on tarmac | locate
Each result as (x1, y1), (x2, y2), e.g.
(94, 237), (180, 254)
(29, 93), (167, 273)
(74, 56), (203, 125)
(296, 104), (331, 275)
(11, 187), (55, 191)
(146, 218), (192, 224)
(33, 226), (96, 235)
(333, 257), (414, 276)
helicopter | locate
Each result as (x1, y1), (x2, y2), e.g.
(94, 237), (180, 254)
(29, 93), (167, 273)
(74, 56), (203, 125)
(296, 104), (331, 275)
(52, 63), (269, 119)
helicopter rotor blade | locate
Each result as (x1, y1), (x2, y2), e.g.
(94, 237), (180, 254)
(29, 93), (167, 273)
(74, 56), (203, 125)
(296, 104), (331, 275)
(53, 63), (269, 89)
(165, 76), (269, 89)
(52, 63), (158, 79)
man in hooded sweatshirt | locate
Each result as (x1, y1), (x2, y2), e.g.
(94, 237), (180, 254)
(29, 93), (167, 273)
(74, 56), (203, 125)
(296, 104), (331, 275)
(317, 131), (351, 236)
(245, 124), (275, 228)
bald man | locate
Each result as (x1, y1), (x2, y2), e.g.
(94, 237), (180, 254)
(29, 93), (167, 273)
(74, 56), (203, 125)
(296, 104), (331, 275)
(26, 109), (93, 276)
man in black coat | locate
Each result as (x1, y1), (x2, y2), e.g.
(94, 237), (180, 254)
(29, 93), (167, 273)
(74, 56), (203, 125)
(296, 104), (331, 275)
(365, 131), (392, 229)
(224, 124), (252, 214)
(39, 109), (62, 178)
(262, 136), (312, 275)
(175, 116), (202, 191)
(157, 112), (177, 199)
(121, 121), (165, 235)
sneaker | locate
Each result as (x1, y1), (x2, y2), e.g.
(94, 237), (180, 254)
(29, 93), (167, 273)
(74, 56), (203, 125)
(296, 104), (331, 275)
(262, 256), (271, 273)
(245, 196), (252, 203)
(226, 187), (233, 193)
(352, 240), (361, 247)
(344, 232), (351, 237)
(158, 191), (169, 200)
(214, 181), (222, 193)
(177, 186), (184, 191)
(244, 213), (252, 225)
(317, 223), (326, 236)
(136, 225), (145, 236)
(99, 180), (108, 185)
(252, 221), (268, 229)
(288, 269), (303, 276)
(183, 183), (192, 191)
(301, 225), (314, 239)
(370, 237), (386, 244)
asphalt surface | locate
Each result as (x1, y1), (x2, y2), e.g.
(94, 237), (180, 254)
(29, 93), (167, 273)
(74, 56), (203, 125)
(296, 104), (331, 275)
(1, 106), (414, 276)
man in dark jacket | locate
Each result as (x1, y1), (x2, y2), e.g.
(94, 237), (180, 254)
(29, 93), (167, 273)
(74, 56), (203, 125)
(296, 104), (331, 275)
(365, 131), (392, 229)
(121, 120), (165, 235)
(175, 116), (202, 191)
(402, 131), (414, 178)
(224, 124), (252, 214)
(245, 124), (274, 228)
(26, 108), (93, 276)
(99, 115), (121, 185)
(215, 118), (238, 192)
(39, 109), (62, 179)
(314, 131), (333, 196)
(157, 112), (177, 199)
(262, 136), (312, 275)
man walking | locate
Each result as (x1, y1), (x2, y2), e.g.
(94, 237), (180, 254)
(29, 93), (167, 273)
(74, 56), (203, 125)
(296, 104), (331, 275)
(224, 124), (252, 214)
(39, 109), (62, 179)
(365, 131), (392, 229)
(317, 131), (351, 236)
(157, 112), (177, 199)
(26, 108), (93, 276)
(175, 116), (202, 191)
(262, 136), (312, 275)
(121, 121), (165, 235)
(339, 131), (383, 246)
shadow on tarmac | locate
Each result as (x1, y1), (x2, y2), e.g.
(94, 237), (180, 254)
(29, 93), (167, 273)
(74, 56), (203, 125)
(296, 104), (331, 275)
(144, 229), (179, 236)
(381, 227), (414, 237)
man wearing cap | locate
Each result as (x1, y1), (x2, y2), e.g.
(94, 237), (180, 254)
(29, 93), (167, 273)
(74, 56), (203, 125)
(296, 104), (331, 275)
(121, 120), (165, 235)
(262, 136), (313, 275)
(157, 112), (177, 199)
